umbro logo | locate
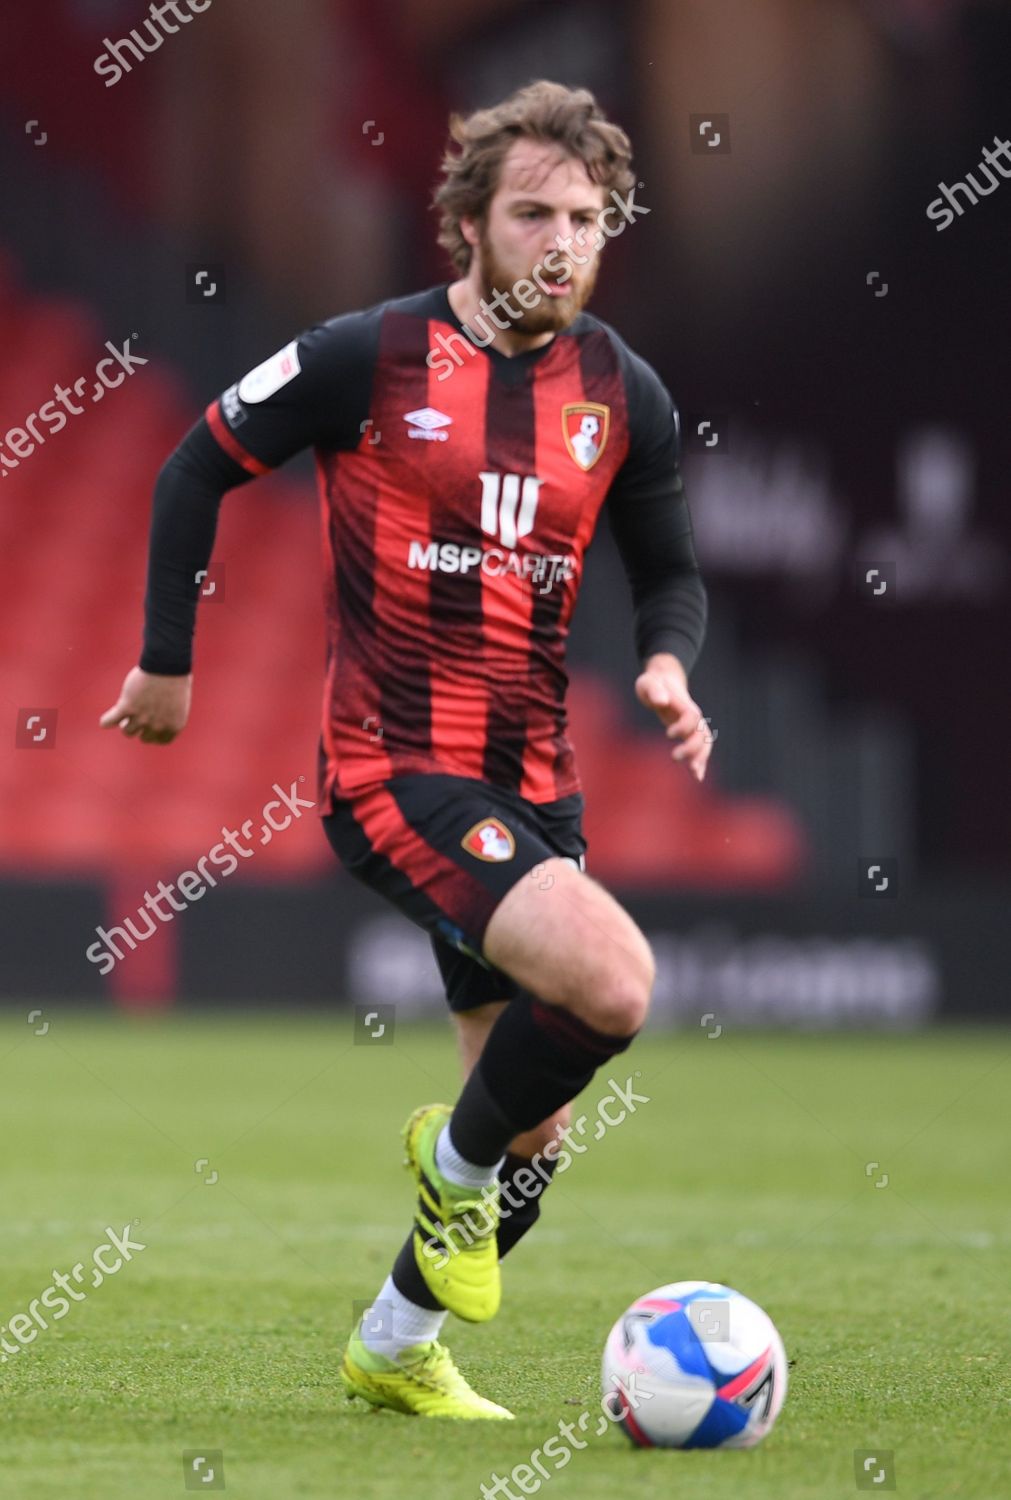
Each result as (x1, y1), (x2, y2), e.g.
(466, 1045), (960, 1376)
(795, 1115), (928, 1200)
(403, 407), (452, 442)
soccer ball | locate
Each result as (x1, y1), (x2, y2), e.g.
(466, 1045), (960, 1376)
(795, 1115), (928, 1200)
(602, 1280), (788, 1449)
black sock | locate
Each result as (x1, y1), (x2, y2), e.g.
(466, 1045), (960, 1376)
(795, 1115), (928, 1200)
(391, 1230), (444, 1311)
(448, 992), (638, 1165)
(496, 1149), (557, 1258)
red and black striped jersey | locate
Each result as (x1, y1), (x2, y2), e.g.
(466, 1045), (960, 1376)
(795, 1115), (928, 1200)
(142, 285), (706, 813)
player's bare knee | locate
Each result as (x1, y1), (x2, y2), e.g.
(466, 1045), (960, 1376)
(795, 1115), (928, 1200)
(623, 942), (656, 1031)
(562, 930), (654, 1035)
(484, 862), (654, 1033)
(587, 965), (653, 1036)
(534, 948), (653, 1034)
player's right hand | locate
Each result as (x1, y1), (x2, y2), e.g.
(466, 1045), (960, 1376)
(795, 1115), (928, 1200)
(100, 667), (192, 744)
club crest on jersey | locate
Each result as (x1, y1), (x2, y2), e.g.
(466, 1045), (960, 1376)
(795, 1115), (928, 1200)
(562, 402), (610, 471)
(461, 817), (516, 863)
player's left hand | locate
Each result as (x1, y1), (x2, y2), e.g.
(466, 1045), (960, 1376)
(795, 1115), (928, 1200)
(635, 655), (713, 783)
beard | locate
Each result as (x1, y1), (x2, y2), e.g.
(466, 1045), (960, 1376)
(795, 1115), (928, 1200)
(476, 232), (600, 337)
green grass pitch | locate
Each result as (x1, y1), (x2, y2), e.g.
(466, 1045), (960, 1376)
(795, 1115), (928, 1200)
(1, 1014), (1008, 1499)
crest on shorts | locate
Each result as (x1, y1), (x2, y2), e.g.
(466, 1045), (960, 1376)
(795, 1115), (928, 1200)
(461, 817), (516, 862)
(562, 402), (610, 471)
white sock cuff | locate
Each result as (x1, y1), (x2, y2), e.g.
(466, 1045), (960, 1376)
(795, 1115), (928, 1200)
(359, 1274), (446, 1357)
(436, 1122), (505, 1189)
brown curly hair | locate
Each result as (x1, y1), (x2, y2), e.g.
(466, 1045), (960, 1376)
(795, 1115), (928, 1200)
(433, 80), (636, 274)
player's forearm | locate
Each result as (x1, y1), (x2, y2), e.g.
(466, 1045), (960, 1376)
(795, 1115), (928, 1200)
(608, 465), (708, 675)
(139, 417), (251, 674)
(633, 570), (708, 676)
(140, 455), (220, 675)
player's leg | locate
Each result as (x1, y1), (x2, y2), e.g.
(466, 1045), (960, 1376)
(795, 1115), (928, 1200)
(385, 998), (569, 1320)
(485, 861), (654, 1034)
(331, 776), (649, 1326)
(453, 1001), (570, 1258)
(346, 996), (559, 1422)
(433, 859), (653, 1258)
(326, 778), (529, 1418)
(339, 989), (519, 1420)
(329, 773), (644, 1414)
(343, 986), (575, 1422)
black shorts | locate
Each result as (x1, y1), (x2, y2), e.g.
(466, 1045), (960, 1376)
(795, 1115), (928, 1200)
(322, 772), (587, 1012)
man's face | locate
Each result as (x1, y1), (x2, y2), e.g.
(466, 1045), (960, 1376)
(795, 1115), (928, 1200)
(467, 139), (607, 335)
